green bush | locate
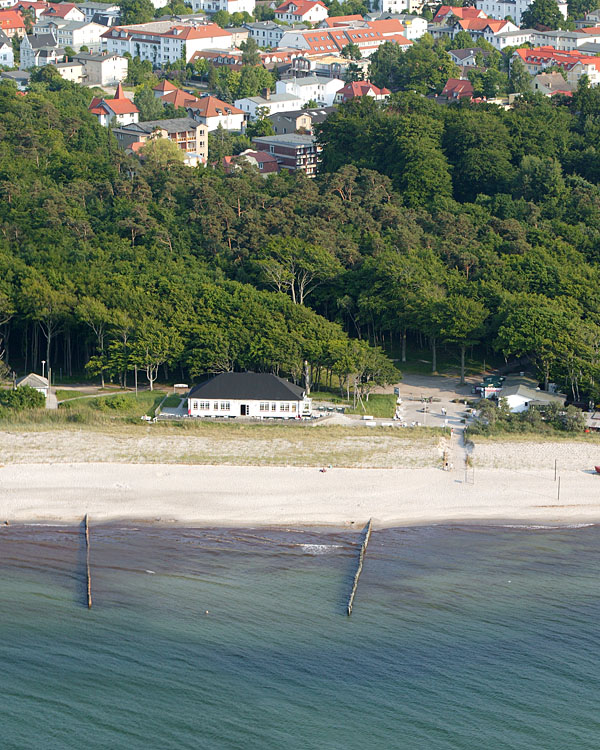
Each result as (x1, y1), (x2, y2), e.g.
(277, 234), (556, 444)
(91, 394), (137, 412)
(0, 386), (45, 410)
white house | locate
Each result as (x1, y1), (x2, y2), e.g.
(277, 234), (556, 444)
(274, 0), (328, 24)
(20, 32), (65, 69)
(187, 372), (311, 419)
(16, 373), (49, 398)
(244, 20), (286, 47)
(33, 19), (107, 52)
(72, 50), (128, 84)
(78, 2), (120, 23)
(0, 29), (13, 65)
(39, 2), (85, 23)
(88, 82), (139, 126)
(101, 21), (233, 65)
(390, 14), (427, 39)
(491, 28), (534, 50)
(476, 0), (567, 26)
(186, 94), (245, 131)
(275, 75), (344, 106)
(500, 385), (565, 413)
(235, 91), (303, 119)
(190, 0), (255, 15)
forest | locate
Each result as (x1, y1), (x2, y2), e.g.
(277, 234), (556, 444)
(2, 74), (600, 400)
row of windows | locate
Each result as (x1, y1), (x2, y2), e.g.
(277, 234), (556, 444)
(260, 402), (296, 412)
(193, 401), (231, 410)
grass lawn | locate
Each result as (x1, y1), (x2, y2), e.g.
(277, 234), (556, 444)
(55, 390), (88, 401)
(0, 391), (167, 427)
(162, 394), (183, 408)
(311, 392), (396, 418)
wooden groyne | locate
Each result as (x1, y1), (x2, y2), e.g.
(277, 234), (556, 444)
(84, 514), (92, 609)
(346, 519), (372, 616)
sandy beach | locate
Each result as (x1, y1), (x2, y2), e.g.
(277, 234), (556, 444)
(1, 458), (599, 527)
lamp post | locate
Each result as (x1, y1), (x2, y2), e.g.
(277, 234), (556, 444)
(41, 360), (46, 379)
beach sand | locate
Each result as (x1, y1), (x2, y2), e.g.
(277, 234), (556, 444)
(1, 459), (599, 527)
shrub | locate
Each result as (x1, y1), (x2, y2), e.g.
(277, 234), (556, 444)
(0, 386), (45, 410)
(91, 394), (137, 411)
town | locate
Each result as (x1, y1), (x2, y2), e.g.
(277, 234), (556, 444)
(2, 0), (600, 439)
(1, 0), (600, 170)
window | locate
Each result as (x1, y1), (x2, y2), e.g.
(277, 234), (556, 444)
(192, 400), (199, 410)
(292, 403), (297, 412)
(280, 403), (290, 411)
(199, 401), (210, 410)
(259, 402), (269, 411)
(221, 402), (230, 411)
(271, 403), (277, 411)
(213, 402), (219, 410)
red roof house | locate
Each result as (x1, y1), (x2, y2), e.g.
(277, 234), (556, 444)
(187, 95), (245, 131)
(440, 78), (474, 100)
(0, 9), (25, 37)
(336, 80), (391, 102)
(89, 83), (139, 127)
(275, 0), (328, 24)
(223, 149), (279, 175)
(153, 79), (178, 97)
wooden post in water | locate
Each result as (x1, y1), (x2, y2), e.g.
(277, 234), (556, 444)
(346, 519), (372, 616)
(84, 514), (92, 609)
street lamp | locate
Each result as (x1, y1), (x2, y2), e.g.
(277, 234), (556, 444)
(41, 360), (46, 379)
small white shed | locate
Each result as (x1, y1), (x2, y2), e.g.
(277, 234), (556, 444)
(16, 373), (49, 398)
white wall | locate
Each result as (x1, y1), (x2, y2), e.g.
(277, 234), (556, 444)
(275, 77), (344, 106)
(0, 42), (14, 66)
(192, 0), (256, 13)
(188, 397), (310, 418)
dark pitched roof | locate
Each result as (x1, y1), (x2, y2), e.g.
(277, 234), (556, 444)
(189, 372), (305, 400)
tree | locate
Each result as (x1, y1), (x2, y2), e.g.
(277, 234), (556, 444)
(212, 9), (230, 27)
(509, 57), (531, 95)
(496, 295), (577, 390)
(139, 137), (186, 167)
(302, 98), (318, 109)
(119, 0), (155, 24)
(246, 109), (275, 137)
(240, 38), (261, 66)
(78, 297), (111, 387)
(521, 0), (564, 28)
(435, 296), (488, 384)
(131, 320), (182, 390)
(452, 30), (477, 49)
(369, 37), (460, 94)
(258, 238), (342, 305)
(134, 86), (165, 121)
(64, 45), (76, 59)
(20, 275), (73, 374)
(341, 42), (361, 60)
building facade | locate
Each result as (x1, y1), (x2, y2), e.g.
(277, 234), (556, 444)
(112, 117), (208, 164)
(33, 19), (106, 52)
(187, 94), (245, 131)
(252, 133), (320, 176)
(101, 21), (233, 65)
(72, 50), (128, 84)
(274, 0), (328, 24)
(190, 0), (255, 15)
(187, 372), (311, 419)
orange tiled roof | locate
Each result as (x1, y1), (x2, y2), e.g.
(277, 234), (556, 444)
(188, 94), (244, 117)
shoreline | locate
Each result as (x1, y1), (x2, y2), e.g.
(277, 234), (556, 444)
(2, 462), (600, 528)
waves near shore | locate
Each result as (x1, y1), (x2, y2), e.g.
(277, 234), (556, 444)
(1, 523), (599, 749)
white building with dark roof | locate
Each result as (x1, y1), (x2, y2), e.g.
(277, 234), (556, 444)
(187, 372), (311, 418)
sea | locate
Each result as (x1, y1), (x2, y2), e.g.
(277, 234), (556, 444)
(0, 522), (599, 750)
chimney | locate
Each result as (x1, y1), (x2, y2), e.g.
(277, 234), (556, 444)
(263, 87), (271, 100)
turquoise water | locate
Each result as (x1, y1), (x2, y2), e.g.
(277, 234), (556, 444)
(0, 523), (599, 749)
